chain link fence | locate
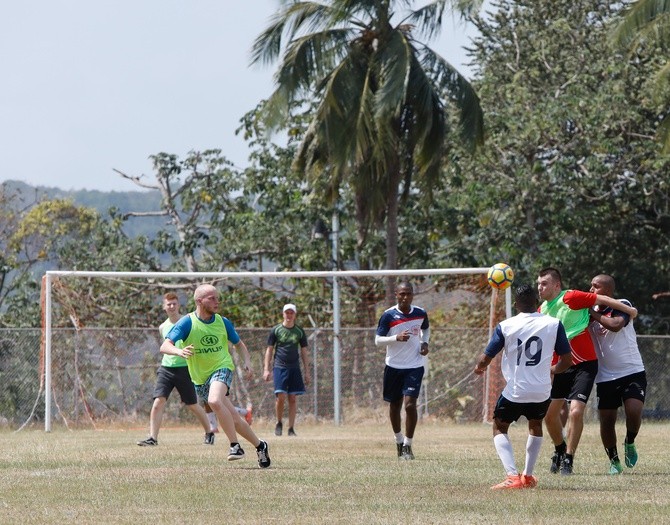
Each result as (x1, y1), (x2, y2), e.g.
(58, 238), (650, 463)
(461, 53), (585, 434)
(1, 328), (668, 430)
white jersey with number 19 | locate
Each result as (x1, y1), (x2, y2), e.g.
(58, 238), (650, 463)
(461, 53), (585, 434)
(484, 312), (571, 403)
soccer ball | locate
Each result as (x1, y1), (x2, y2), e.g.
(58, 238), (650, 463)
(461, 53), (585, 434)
(487, 263), (514, 290)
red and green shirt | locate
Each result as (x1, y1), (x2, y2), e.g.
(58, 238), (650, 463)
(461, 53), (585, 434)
(540, 290), (598, 364)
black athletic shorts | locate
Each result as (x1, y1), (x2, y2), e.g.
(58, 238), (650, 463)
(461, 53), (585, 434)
(153, 365), (198, 405)
(550, 360), (598, 404)
(493, 395), (551, 423)
(383, 365), (424, 402)
(596, 371), (647, 410)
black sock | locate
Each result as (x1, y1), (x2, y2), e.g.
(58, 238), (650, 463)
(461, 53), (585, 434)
(555, 441), (567, 454)
(625, 433), (636, 445)
(605, 447), (619, 461)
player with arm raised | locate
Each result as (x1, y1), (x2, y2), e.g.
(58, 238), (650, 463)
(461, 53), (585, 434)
(537, 267), (638, 475)
(589, 274), (645, 474)
(475, 284), (573, 489)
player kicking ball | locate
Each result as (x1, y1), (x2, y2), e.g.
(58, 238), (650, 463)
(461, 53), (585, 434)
(474, 284), (573, 489)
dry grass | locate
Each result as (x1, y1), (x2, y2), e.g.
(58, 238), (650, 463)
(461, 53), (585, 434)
(1, 421), (669, 524)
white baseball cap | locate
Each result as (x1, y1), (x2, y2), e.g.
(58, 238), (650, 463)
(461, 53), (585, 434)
(283, 303), (297, 313)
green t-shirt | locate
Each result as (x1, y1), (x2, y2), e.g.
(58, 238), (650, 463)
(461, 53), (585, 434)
(539, 290), (589, 340)
(182, 313), (235, 385)
(159, 318), (187, 368)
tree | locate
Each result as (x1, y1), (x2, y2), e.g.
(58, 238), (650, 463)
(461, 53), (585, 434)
(6, 198), (161, 327)
(115, 151), (248, 272)
(0, 184), (38, 323)
(611, 0), (670, 152)
(251, 0), (484, 301)
(437, 0), (670, 330)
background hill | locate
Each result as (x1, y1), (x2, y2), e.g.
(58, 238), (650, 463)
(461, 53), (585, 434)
(2, 179), (165, 239)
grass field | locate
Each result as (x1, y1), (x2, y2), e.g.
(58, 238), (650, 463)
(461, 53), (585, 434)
(1, 420), (669, 524)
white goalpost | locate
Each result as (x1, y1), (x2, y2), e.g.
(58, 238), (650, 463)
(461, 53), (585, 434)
(42, 268), (512, 431)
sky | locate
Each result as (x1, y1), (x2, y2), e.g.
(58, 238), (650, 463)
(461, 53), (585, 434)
(0, 1), (484, 193)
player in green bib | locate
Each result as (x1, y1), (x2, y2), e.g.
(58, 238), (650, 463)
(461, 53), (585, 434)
(537, 267), (638, 475)
(160, 284), (271, 468)
(137, 292), (213, 447)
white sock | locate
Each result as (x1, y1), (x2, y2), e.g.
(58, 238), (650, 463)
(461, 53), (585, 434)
(523, 435), (543, 476)
(493, 433), (517, 475)
(235, 406), (248, 416)
(403, 437), (413, 446)
(394, 432), (404, 445)
(207, 412), (218, 430)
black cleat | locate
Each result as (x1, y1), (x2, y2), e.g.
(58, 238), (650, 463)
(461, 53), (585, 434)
(550, 450), (564, 473)
(560, 456), (573, 475)
(256, 440), (271, 468)
(228, 443), (245, 461)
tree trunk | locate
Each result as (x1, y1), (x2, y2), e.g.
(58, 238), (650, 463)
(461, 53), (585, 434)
(384, 160), (401, 305)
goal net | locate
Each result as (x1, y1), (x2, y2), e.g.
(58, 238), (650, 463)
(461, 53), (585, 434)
(39, 269), (510, 431)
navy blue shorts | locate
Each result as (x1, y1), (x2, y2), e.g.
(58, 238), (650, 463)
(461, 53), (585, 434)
(494, 395), (551, 423)
(153, 365), (197, 405)
(383, 365), (424, 402)
(273, 367), (306, 395)
(596, 371), (647, 410)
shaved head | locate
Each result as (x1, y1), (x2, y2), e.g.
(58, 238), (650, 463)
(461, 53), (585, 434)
(590, 274), (615, 297)
(194, 284), (217, 302)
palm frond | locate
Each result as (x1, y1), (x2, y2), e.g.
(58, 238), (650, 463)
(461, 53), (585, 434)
(375, 29), (413, 119)
(404, 55), (448, 182)
(331, 0), (380, 24)
(420, 46), (484, 151)
(653, 59), (670, 101)
(250, 2), (340, 67)
(611, 0), (670, 50)
(262, 27), (355, 130)
(319, 47), (378, 164)
(658, 116), (670, 153)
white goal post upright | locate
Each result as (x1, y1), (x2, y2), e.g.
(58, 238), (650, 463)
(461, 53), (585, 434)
(43, 268), (510, 431)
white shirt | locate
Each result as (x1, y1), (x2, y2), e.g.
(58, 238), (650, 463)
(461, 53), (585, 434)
(485, 312), (570, 403)
(375, 304), (429, 369)
(590, 301), (644, 383)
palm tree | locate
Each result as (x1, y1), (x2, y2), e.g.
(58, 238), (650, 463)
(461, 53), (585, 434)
(251, 0), (484, 300)
(612, 0), (670, 152)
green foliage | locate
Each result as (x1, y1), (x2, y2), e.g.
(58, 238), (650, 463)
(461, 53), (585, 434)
(252, 0), (484, 283)
(2, 1), (670, 335)
(9, 199), (98, 261)
(435, 0), (670, 331)
(0, 183), (162, 328)
(611, 0), (670, 152)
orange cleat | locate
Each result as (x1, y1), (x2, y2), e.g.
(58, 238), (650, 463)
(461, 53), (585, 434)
(520, 474), (538, 488)
(491, 474), (523, 490)
(244, 405), (253, 425)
